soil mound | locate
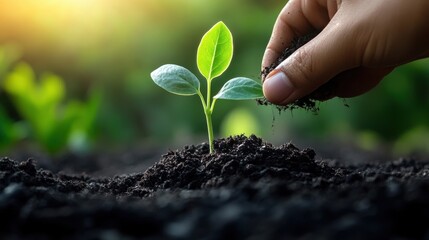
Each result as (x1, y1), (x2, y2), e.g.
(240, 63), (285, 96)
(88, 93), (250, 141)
(140, 135), (335, 190)
(2, 136), (429, 239)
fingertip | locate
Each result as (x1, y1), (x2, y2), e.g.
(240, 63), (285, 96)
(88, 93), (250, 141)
(261, 48), (280, 73)
(262, 69), (295, 105)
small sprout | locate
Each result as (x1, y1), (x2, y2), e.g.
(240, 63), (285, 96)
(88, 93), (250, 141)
(151, 21), (264, 153)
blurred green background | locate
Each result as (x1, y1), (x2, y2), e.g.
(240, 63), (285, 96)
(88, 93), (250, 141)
(0, 0), (428, 156)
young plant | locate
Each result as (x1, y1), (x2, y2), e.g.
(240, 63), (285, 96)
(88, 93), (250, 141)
(151, 21), (264, 153)
(3, 62), (100, 154)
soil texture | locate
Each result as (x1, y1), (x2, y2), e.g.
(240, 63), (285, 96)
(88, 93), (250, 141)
(260, 32), (339, 112)
(1, 135), (429, 239)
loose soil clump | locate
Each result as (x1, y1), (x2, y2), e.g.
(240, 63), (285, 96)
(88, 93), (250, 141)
(259, 32), (337, 112)
(1, 135), (429, 239)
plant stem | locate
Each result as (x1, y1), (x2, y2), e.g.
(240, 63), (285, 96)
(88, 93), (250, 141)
(197, 90), (214, 153)
(204, 108), (214, 153)
(205, 78), (215, 153)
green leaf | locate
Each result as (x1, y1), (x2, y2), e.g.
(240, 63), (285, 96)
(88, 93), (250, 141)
(3, 63), (35, 96)
(39, 73), (65, 107)
(214, 77), (264, 100)
(197, 21), (233, 81)
(151, 64), (200, 96)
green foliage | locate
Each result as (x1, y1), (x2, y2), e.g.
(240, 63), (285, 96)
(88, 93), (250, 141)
(197, 22), (233, 81)
(0, 45), (21, 80)
(151, 21), (264, 153)
(0, 45), (22, 150)
(221, 108), (261, 137)
(151, 64), (200, 96)
(214, 77), (263, 100)
(394, 126), (429, 155)
(0, 106), (20, 149)
(3, 62), (100, 153)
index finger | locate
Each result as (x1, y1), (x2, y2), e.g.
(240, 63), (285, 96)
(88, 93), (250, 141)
(262, 0), (338, 71)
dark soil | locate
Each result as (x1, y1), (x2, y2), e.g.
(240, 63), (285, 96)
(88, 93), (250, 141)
(260, 32), (338, 112)
(2, 135), (429, 239)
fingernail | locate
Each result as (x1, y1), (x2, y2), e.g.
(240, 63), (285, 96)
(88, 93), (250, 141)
(263, 70), (294, 104)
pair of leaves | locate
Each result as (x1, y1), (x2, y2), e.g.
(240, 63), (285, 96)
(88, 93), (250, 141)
(151, 64), (263, 100)
(150, 21), (263, 100)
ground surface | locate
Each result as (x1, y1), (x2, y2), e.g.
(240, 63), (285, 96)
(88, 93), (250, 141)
(1, 135), (429, 239)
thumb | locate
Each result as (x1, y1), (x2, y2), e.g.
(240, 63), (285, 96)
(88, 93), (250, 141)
(263, 24), (359, 105)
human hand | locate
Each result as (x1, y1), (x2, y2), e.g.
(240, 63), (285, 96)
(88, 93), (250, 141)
(262, 0), (429, 105)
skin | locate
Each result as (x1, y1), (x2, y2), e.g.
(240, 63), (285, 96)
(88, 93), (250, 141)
(262, 0), (429, 105)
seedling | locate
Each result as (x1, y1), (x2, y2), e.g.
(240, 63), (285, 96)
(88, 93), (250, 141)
(151, 21), (264, 153)
(3, 63), (100, 153)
